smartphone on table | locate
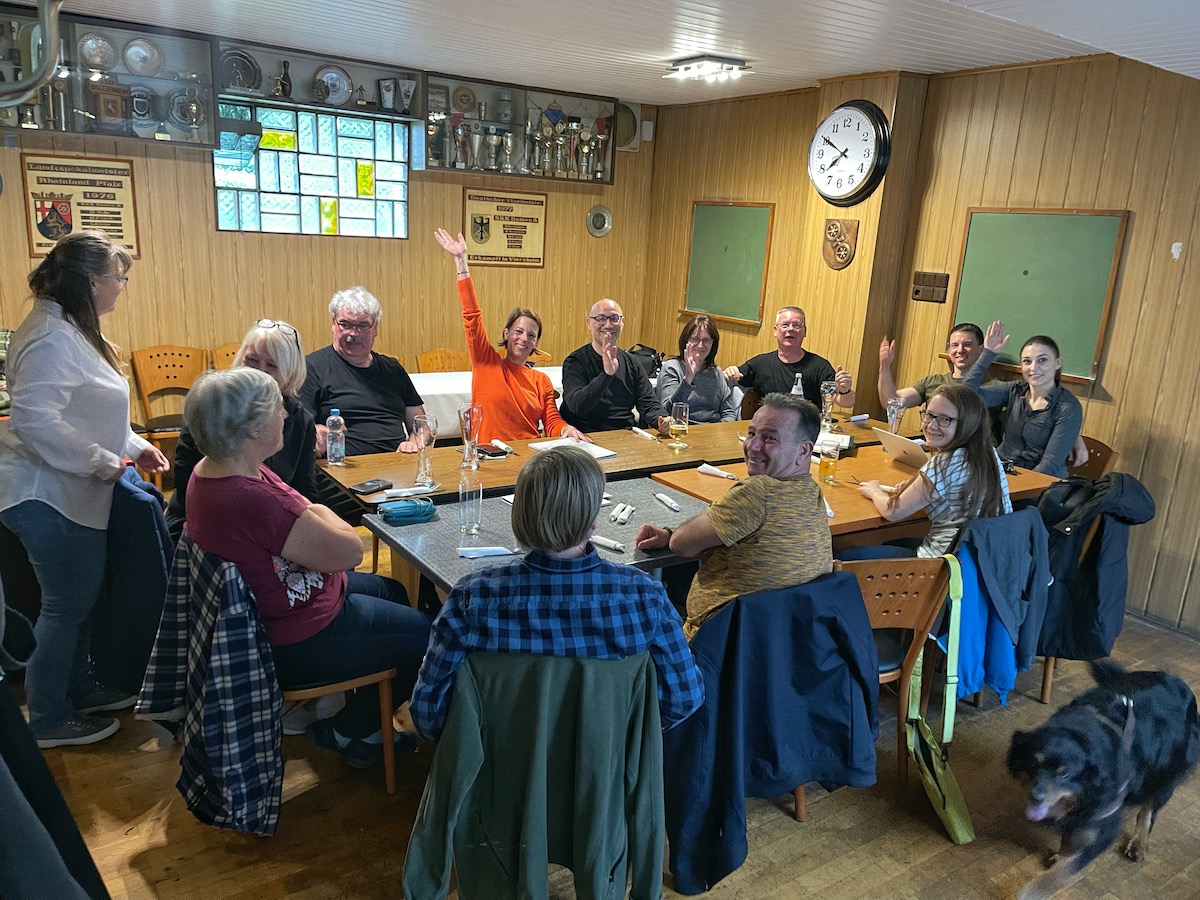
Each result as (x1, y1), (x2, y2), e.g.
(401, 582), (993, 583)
(349, 478), (393, 495)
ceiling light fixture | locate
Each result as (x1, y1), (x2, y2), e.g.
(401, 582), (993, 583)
(663, 55), (752, 83)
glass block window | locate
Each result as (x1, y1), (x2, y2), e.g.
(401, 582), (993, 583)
(213, 101), (409, 240)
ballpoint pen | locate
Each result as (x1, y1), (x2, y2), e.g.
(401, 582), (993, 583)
(491, 438), (516, 455)
(631, 426), (660, 442)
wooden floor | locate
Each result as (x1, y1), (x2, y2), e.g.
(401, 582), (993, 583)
(38, 534), (1200, 899)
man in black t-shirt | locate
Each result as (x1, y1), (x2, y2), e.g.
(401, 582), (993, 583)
(723, 306), (856, 410)
(299, 286), (425, 457)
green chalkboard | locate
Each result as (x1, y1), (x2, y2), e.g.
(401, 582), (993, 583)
(951, 208), (1128, 382)
(683, 202), (775, 325)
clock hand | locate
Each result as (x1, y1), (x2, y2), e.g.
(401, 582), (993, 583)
(822, 136), (843, 153)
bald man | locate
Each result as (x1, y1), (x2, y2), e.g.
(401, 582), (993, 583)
(560, 298), (669, 433)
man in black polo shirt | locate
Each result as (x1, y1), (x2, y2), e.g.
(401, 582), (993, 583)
(300, 285), (425, 457)
(723, 306), (856, 409)
(560, 298), (669, 434)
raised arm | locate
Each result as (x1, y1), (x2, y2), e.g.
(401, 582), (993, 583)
(963, 322), (1011, 407)
(878, 337), (920, 408)
(833, 365), (856, 408)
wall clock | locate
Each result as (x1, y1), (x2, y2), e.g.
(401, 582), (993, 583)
(806, 99), (891, 207)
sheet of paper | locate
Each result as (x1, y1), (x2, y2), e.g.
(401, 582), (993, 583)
(528, 437), (617, 459)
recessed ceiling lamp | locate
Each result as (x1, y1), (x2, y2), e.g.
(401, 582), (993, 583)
(663, 55), (753, 83)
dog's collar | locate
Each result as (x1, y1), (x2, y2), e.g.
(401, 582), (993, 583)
(1093, 694), (1135, 820)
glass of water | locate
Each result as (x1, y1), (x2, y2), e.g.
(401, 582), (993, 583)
(886, 398), (905, 434)
(413, 414), (437, 486)
(458, 472), (482, 535)
(820, 380), (838, 429)
(668, 402), (689, 449)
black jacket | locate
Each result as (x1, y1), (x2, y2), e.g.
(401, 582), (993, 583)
(1038, 473), (1155, 660)
(663, 573), (878, 895)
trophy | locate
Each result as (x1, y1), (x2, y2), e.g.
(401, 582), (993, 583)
(484, 127), (501, 170)
(552, 129), (568, 178)
(566, 121), (581, 179)
(181, 87), (203, 140)
(398, 79), (417, 115)
(501, 132), (515, 173)
(378, 78), (398, 112)
(453, 123), (468, 168)
(532, 126), (551, 175)
(426, 121), (441, 166)
(578, 130), (594, 180)
(593, 133), (609, 181)
(468, 131), (484, 170)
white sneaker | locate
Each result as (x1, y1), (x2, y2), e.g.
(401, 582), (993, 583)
(282, 704), (317, 736)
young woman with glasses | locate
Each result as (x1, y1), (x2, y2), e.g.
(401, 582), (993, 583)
(0, 231), (170, 747)
(656, 316), (739, 423)
(851, 384), (1011, 558)
(165, 318), (318, 544)
(434, 227), (590, 444)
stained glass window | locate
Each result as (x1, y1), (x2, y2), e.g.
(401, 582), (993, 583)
(213, 101), (410, 239)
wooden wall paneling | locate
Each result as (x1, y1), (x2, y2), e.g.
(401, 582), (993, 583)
(979, 69), (1030, 204)
(1004, 66), (1057, 206)
(1118, 71), (1200, 624)
(856, 75), (930, 413)
(1062, 58), (1121, 209)
(1032, 63), (1088, 208)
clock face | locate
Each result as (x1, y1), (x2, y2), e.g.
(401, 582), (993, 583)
(807, 100), (891, 207)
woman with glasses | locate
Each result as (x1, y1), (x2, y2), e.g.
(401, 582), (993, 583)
(0, 231), (170, 747)
(964, 322), (1083, 478)
(656, 316), (739, 423)
(852, 384), (1011, 558)
(166, 319), (317, 545)
(434, 228), (590, 443)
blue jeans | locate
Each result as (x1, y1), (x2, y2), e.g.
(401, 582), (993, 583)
(271, 574), (432, 739)
(0, 501), (107, 733)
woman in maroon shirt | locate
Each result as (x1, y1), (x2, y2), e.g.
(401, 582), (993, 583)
(184, 367), (431, 769)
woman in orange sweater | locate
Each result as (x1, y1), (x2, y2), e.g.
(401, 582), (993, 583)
(434, 228), (590, 444)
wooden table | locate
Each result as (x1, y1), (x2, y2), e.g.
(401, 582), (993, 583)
(650, 446), (1057, 551)
(319, 417), (897, 509)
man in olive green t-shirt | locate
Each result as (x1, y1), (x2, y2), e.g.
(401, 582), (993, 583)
(635, 392), (832, 639)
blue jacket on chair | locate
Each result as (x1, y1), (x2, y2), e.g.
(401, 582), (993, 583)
(663, 572), (878, 895)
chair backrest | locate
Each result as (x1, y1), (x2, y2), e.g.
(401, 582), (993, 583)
(212, 342), (242, 370)
(500, 346), (553, 366)
(836, 558), (949, 675)
(1070, 435), (1117, 482)
(404, 651), (662, 899)
(416, 348), (471, 373)
(131, 344), (209, 424)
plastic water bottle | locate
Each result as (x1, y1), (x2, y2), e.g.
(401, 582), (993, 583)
(791, 373), (804, 395)
(326, 408), (346, 466)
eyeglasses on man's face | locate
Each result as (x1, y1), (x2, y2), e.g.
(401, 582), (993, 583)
(589, 314), (624, 325)
(257, 318), (301, 351)
(918, 408), (958, 429)
(335, 319), (376, 332)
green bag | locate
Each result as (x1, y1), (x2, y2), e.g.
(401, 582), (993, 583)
(905, 554), (975, 844)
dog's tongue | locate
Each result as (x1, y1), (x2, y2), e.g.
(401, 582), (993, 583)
(1026, 803), (1052, 822)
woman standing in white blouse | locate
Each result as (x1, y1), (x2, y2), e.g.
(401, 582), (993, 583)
(0, 231), (168, 748)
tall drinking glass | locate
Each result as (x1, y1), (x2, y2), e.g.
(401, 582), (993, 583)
(413, 414), (437, 486)
(819, 380), (838, 431)
(458, 402), (483, 470)
(668, 402), (689, 449)
(458, 472), (482, 535)
(886, 398), (906, 434)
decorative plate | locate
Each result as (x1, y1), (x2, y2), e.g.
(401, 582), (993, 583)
(128, 85), (159, 126)
(124, 38), (165, 77)
(166, 88), (206, 129)
(313, 65), (352, 106)
(219, 48), (262, 92)
(452, 85), (477, 113)
(78, 32), (117, 71)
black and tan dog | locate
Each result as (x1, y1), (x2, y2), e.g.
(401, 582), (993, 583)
(1006, 659), (1200, 899)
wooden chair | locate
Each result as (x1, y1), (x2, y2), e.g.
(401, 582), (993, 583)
(500, 346), (553, 366)
(211, 342), (241, 370)
(1041, 436), (1117, 703)
(281, 669), (399, 794)
(1069, 435), (1118, 482)
(835, 558), (950, 790)
(130, 345), (208, 489)
(416, 348), (470, 373)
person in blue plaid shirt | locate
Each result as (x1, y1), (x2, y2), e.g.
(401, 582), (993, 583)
(409, 446), (703, 742)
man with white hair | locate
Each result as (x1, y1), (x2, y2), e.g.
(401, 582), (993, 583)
(300, 286), (425, 456)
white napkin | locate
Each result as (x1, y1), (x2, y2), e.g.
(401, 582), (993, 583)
(383, 484), (439, 499)
(457, 547), (520, 558)
(697, 463), (739, 480)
